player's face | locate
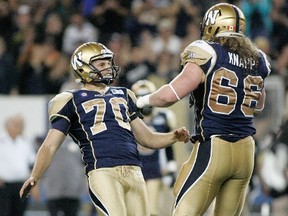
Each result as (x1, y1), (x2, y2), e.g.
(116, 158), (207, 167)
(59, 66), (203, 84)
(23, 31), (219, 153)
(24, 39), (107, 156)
(91, 59), (113, 78)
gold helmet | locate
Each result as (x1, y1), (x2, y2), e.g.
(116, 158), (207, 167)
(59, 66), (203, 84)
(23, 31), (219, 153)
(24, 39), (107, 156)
(70, 42), (120, 85)
(200, 3), (246, 41)
(131, 80), (156, 97)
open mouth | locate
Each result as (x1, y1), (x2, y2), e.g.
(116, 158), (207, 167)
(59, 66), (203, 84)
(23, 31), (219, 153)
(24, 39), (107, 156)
(103, 73), (113, 79)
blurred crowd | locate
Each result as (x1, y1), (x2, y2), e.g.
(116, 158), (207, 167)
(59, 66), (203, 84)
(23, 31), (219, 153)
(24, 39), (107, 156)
(0, 0), (287, 96)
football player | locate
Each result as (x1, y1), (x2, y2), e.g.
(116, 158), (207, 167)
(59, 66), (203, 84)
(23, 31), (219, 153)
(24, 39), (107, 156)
(137, 3), (271, 216)
(131, 79), (178, 216)
(19, 42), (190, 216)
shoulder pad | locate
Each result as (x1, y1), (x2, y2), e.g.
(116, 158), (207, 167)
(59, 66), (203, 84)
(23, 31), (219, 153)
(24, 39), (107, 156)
(181, 40), (216, 66)
(48, 92), (73, 121)
(127, 89), (138, 103)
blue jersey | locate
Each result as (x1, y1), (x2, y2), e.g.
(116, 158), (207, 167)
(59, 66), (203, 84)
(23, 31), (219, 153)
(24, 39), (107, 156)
(48, 87), (142, 174)
(182, 40), (271, 141)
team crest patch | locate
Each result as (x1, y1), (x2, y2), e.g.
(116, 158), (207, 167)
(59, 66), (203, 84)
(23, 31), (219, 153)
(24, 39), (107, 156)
(111, 89), (124, 95)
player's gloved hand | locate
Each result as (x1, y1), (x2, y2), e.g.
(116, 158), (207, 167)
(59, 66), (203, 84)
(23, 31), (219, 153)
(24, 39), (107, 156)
(137, 95), (151, 109)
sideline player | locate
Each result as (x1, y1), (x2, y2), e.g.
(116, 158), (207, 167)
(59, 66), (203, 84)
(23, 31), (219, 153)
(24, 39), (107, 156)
(132, 80), (178, 216)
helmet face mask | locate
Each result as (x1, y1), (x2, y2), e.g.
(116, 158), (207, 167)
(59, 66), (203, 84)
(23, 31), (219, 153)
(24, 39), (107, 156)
(71, 42), (120, 85)
(200, 3), (246, 41)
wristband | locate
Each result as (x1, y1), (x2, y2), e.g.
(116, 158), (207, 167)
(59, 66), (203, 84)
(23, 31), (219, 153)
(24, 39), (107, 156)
(169, 84), (181, 101)
(136, 94), (150, 108)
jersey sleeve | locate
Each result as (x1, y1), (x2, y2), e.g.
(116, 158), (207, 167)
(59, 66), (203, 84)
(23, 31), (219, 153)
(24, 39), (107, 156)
(48, 92), (74, 134)
(127, 89), (143, 121)
(180, 40), (217, 75)
(258, 49), (271, 78)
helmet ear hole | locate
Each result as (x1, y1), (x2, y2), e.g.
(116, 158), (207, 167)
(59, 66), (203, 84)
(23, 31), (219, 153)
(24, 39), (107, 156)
(208, 27), (212, 33)
(214, 27), (220, 35)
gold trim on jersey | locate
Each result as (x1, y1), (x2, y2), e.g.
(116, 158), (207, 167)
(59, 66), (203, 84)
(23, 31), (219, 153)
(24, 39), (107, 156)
(49, 92), (73, 122)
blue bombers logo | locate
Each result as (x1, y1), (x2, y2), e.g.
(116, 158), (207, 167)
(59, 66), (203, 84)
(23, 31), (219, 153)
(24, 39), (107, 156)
(205, 9), (220, 26)
(71, 52), (83, 70)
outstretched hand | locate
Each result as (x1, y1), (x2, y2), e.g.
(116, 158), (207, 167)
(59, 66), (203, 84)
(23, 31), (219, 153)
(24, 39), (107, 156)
(173, 127), (190, 143)
(19, 177), (37, 200)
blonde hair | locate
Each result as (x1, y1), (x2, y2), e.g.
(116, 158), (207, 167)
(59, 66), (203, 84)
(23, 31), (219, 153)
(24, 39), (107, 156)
(213, 36), (259, 73)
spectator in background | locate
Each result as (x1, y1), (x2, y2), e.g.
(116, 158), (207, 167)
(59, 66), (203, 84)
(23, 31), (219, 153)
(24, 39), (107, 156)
(36, 0), (78, 26)
(42, 42), (70, 94)
(253, 36), (276, 71)
(0, 114), (36, 216)
(275, 45), (288, 80)
(173, 0), (201, 38)
(240, 0), (272, 40)
(259, 118), (288, 216)
(17, 39), (69, 95)
(147, 50), (179, 89)
(16, 41), (47, 94)
(270, 0), (288, 54)
(269, 0), (288, 80)
(118, 45), (155, 89)
(106, 33), (132, 73)
(36, 12), (65, 52)
(0, 1), (14, 45)
(137, 29), (157, 63)
(152, 18), (182, 56)
(62, 10), (98, 56)
(130, 0), (176, 38)
(181, 20), (201, 49)
(10, 4), (34, 64)
(88, 0), (131, 44)
(0, 36), (18, 94)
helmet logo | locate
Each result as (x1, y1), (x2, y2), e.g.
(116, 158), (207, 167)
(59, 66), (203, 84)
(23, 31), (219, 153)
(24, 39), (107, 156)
(71, 52), (83, 70)
(205, 10), (220, 26)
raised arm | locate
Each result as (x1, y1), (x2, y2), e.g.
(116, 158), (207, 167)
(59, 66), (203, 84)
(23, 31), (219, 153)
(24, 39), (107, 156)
(137, 62), (204, 108)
